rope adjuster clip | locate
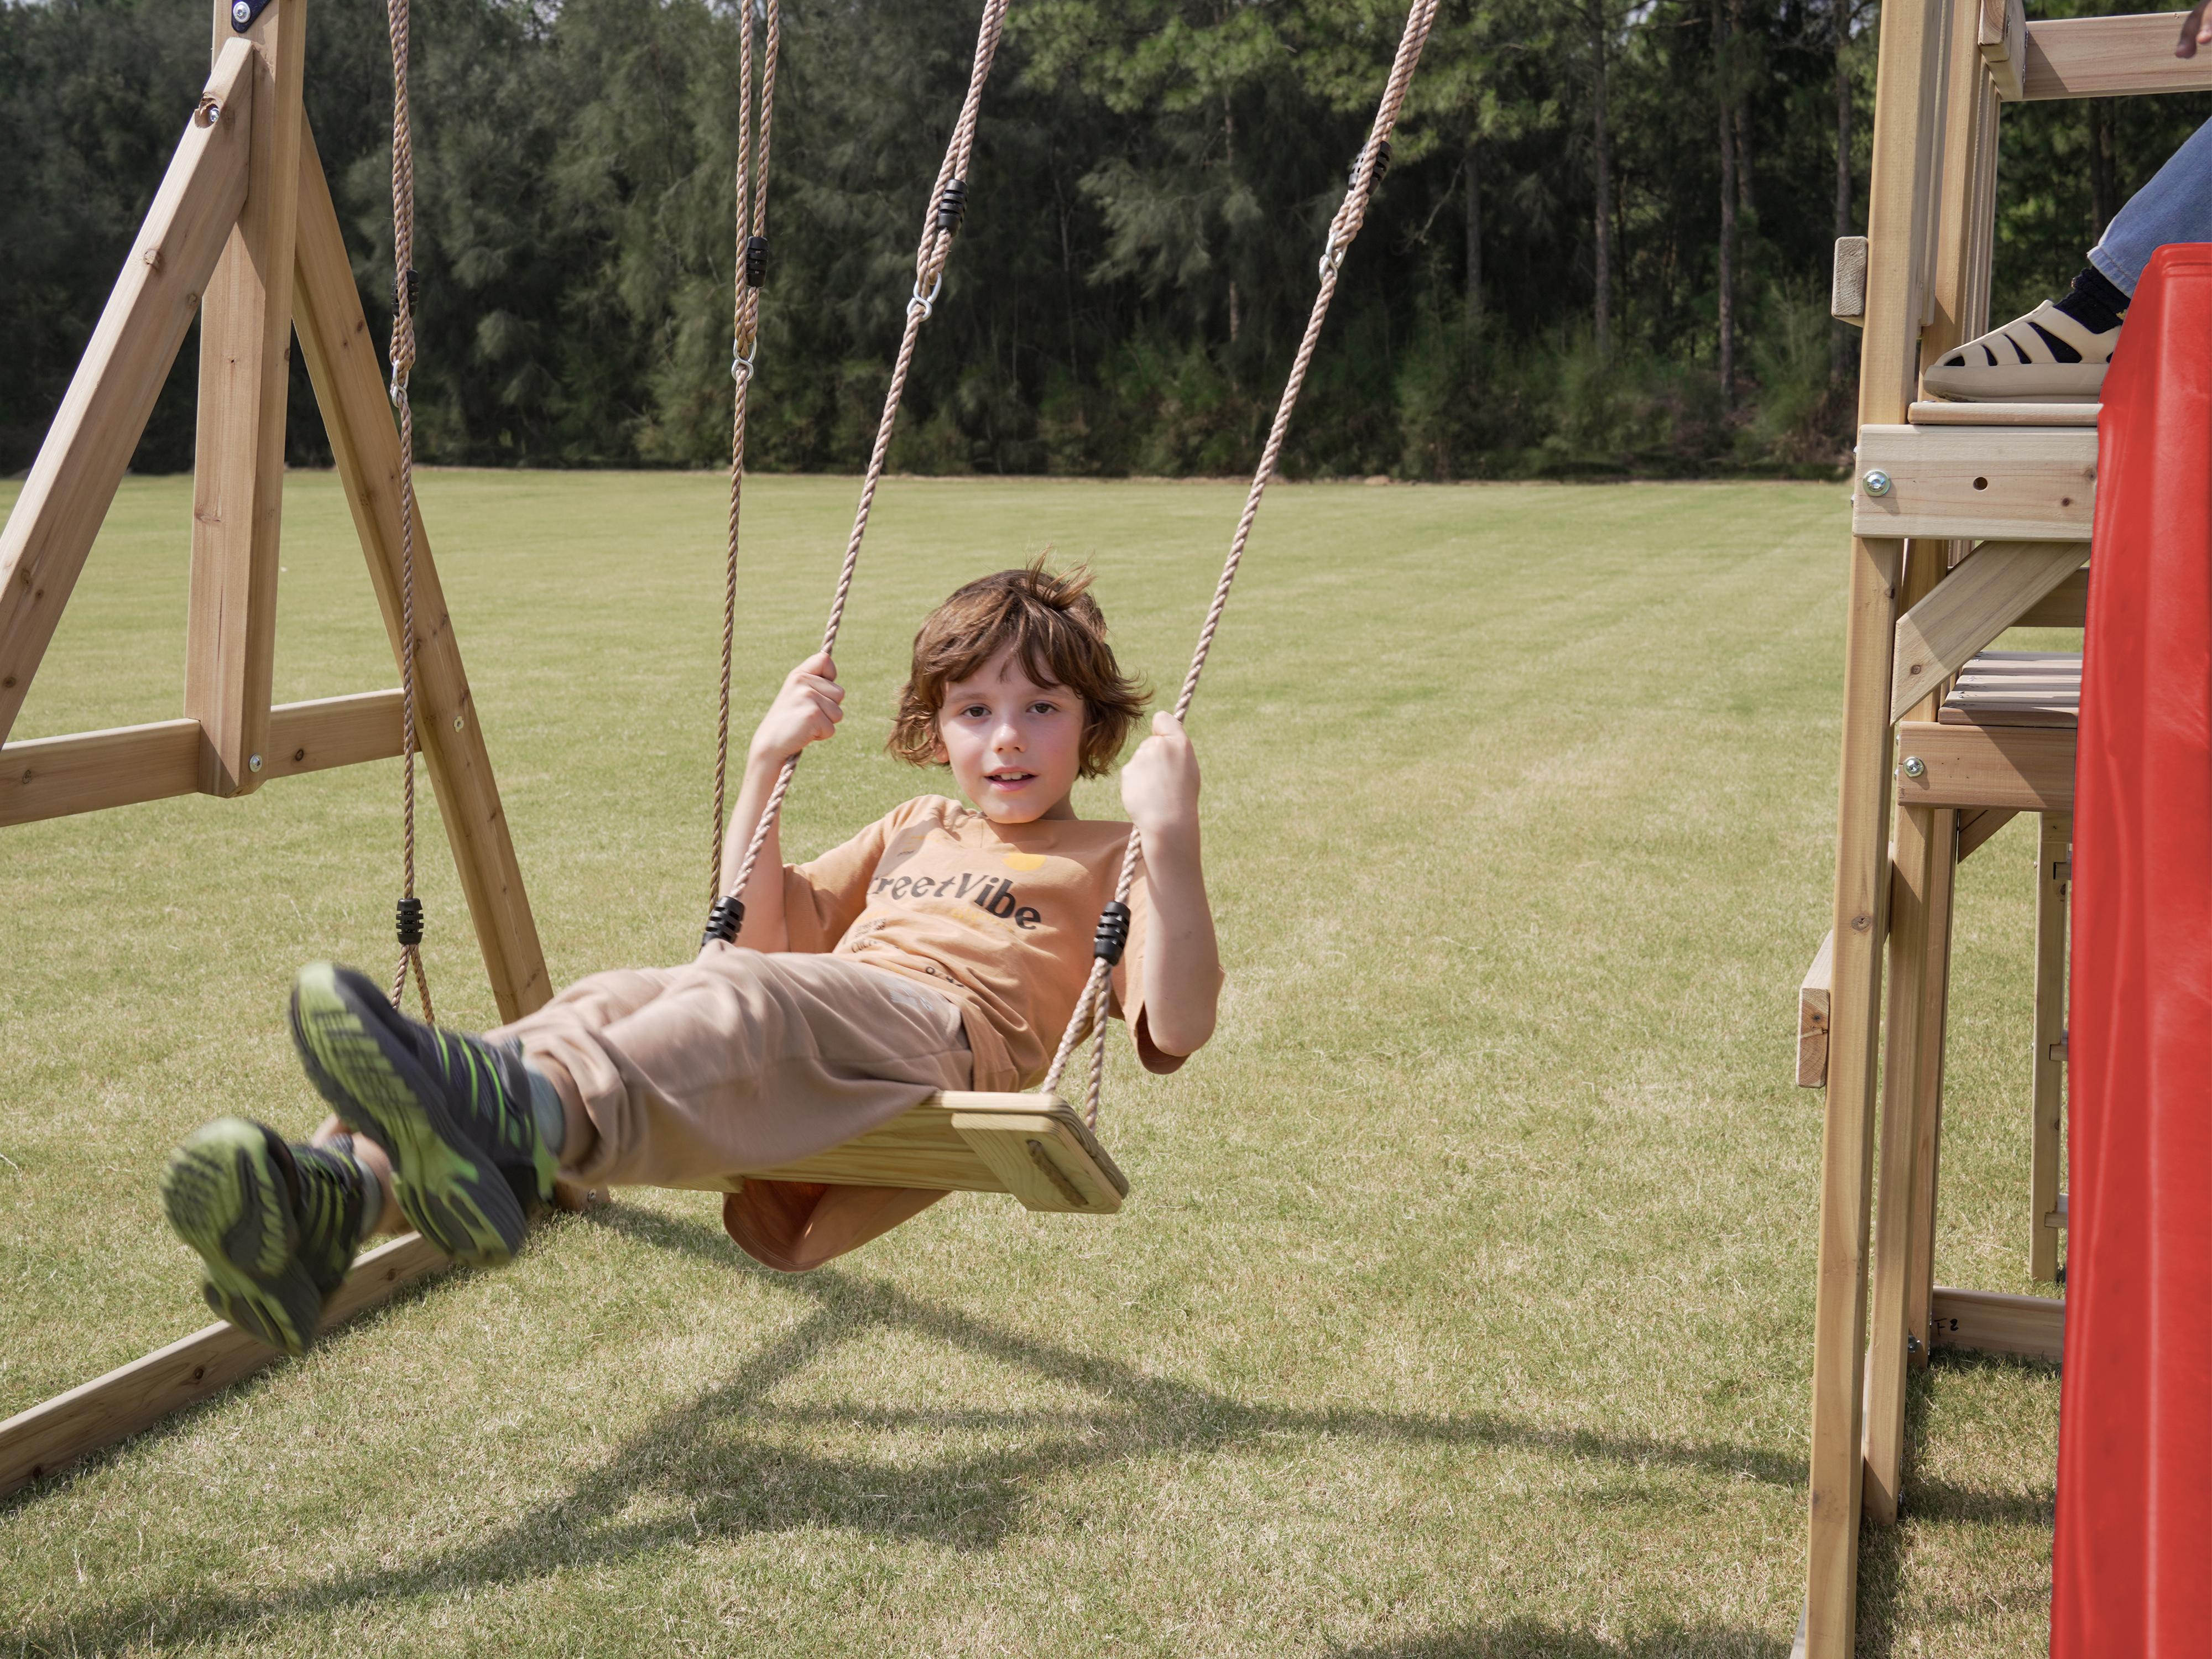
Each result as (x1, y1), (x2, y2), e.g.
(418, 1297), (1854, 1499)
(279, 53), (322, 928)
(395, 895), (425, 948)
(702, 894), (745, 948)
(909, 269), (943, 320)
(1092, 900), (1132, 966)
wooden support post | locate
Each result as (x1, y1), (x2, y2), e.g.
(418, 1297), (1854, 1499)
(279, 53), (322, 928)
(2030, 813), (2069, 1281)
(185, 0), (309, 799)
(1900, 810), (1958, 1372)
(1803, 0), (1950, 1642)
(290, 123), (550, 1020)
(0, 41), (255, 749)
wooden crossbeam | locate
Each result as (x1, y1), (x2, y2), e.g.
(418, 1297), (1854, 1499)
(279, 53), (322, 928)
(0, 41), (255, 748)
(1853, 425), (2097, 542)
(1896, 719), (2074, 812)
(1889, 540), (2090, 722)
(2020, 9), (2212, 100)
(0, 1234), (448, 1499)
(0, 691), (404, 827)
(1929, 1286), (2064, 1359)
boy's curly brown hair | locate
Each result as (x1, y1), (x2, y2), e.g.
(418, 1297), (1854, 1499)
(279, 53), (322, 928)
(888, 560), (1148, 779)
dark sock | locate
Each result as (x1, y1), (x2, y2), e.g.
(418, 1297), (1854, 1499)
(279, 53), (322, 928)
(2054, 267), (2129, 333)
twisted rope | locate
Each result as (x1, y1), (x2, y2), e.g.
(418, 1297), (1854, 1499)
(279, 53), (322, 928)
(714, 0), (1008, 917)
(387, 0), (433, 1023)
(1039, 0), (1441, 1126)
(711, 0), (784, 907)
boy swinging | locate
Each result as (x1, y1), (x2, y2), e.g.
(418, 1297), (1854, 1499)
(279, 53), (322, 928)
(158, 565), (1222, 1358)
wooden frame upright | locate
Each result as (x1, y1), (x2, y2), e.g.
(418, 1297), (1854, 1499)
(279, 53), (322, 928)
(0, 0), (547, 1021)
(1797, 6), (2212, 1652)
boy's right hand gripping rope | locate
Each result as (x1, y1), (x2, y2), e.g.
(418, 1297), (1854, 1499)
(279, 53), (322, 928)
(1093, 901), (1131, 965)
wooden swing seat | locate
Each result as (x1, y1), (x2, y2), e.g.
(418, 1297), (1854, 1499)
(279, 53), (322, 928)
(742, 1091), (1129, 1215)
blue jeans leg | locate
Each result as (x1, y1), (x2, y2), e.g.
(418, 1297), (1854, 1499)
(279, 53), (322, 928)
(2090, 116), (2212, 296)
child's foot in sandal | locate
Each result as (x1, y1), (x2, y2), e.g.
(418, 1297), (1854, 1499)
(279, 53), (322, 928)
(160, 1118), (375, 1357)
(1922, 266), (2128, 402)
(286, 962), (558, 1269)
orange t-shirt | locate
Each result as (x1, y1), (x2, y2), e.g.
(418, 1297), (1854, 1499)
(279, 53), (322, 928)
(779, 796), (1197, 1092)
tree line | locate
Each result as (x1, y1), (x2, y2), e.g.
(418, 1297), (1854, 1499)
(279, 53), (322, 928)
(4, 0), (2208, 481)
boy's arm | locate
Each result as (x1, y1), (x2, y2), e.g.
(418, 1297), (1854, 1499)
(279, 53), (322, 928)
(716, 652), (844, 954)
(1120, 712), (1220, 1057)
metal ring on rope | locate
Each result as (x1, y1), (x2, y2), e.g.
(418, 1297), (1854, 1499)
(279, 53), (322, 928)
(731, 340), (758, 380)
(909, 269), (944, 320)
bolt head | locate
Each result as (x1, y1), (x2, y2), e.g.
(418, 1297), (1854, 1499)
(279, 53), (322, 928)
(1861, 469), (1892, 497)
(247, 752), (263, 773)
(231, 0), (252, 22)
(1902, 754), (1927, 778)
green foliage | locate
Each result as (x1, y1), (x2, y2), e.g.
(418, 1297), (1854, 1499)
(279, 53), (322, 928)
(3, 0), (2188, 481)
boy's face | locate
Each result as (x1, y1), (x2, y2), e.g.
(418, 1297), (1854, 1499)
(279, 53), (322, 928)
(933, 643), (1083, 823)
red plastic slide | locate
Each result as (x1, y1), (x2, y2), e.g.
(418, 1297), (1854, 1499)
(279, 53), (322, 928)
(2051, 243), (2212, 1652)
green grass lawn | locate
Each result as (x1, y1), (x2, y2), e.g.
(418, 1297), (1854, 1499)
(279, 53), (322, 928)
(0, 471), (2062, 1656)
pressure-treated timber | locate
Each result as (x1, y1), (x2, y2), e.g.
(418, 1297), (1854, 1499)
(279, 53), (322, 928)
(1890, 541), (2089, 722)
(1976, 0), (2028, 98)
(1897, 806), (1960, 1375)
(2030, 813), (2069, 1282)
(2019, 10), (2212, 100)
(741, 1092), (1129, 1214)
(1955, 805), (2017, 860)
(1798, 931), (1834, 1089)
(186, 0), (309, 799)
(1928, 1286), (2064, 1359)
(2017, 567), (2088, 628)
(290, 123), (550, 1022)
(1853, 425), (2096, 541)
(0, 690), (404, 827)
(1804, 0), (1954, 1637)
(1938, 650), (2080, 726)
(1896, 719), (2075, 811)
(0, 42), (255, 750)
(1907, 400), (2098, 426)
(0, 1233), (448, 1499)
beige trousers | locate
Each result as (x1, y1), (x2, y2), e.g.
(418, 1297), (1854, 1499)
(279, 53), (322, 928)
(490, 945), (973, 1192)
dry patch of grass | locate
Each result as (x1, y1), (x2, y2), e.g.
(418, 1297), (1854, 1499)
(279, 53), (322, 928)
(1, 472), (2056, 1654)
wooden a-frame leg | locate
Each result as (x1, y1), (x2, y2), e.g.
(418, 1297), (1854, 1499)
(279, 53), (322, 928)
(2030, 813), (2069, 1282)
(186, 0), (309, 798)
(0, 41), (255, 749)
(290, 122), (551, 1022)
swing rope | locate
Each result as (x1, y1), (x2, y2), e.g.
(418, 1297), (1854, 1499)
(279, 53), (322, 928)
(709, 0), (784, 910)
(1038, 0), (1441, 1127)
(704, 0), (1008, 947)
(386, 0), (433, 1023)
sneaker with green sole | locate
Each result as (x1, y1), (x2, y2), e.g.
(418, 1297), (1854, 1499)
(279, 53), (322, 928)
(286, 961), (556, 1269)
(160, 1118), (369, 1358)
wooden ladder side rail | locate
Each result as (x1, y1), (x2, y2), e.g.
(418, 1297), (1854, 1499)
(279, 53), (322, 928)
(2019, 10), (2212, 100)
(0, 40), (256, 749)
(186, 0), (307, 800)
(0, 1233), (448, 1500)
(2030, 813), (2070, 1282)
(1890, 540), (2090, 723)
(0, 690), (404, 827)
(291, 121), (550, 1023)
(1804, 0), (1953, 1642)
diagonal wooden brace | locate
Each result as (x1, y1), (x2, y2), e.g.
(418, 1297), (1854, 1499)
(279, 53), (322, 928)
(0, 40), (255, 749)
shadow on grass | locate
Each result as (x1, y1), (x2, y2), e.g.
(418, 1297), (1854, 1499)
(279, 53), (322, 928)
(11, 1203), (1843, 1651)
(1853, 1347), (2059, 1657)
(1327, 1621), (1790, 1657)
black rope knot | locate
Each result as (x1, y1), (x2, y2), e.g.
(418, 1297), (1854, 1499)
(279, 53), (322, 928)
(1092, 900), (1131, 965)
(395, 896), (425, 948)
(935, 178), (967, 236)
(745, 235), (768, 288)
(702, 894), (745, 948)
